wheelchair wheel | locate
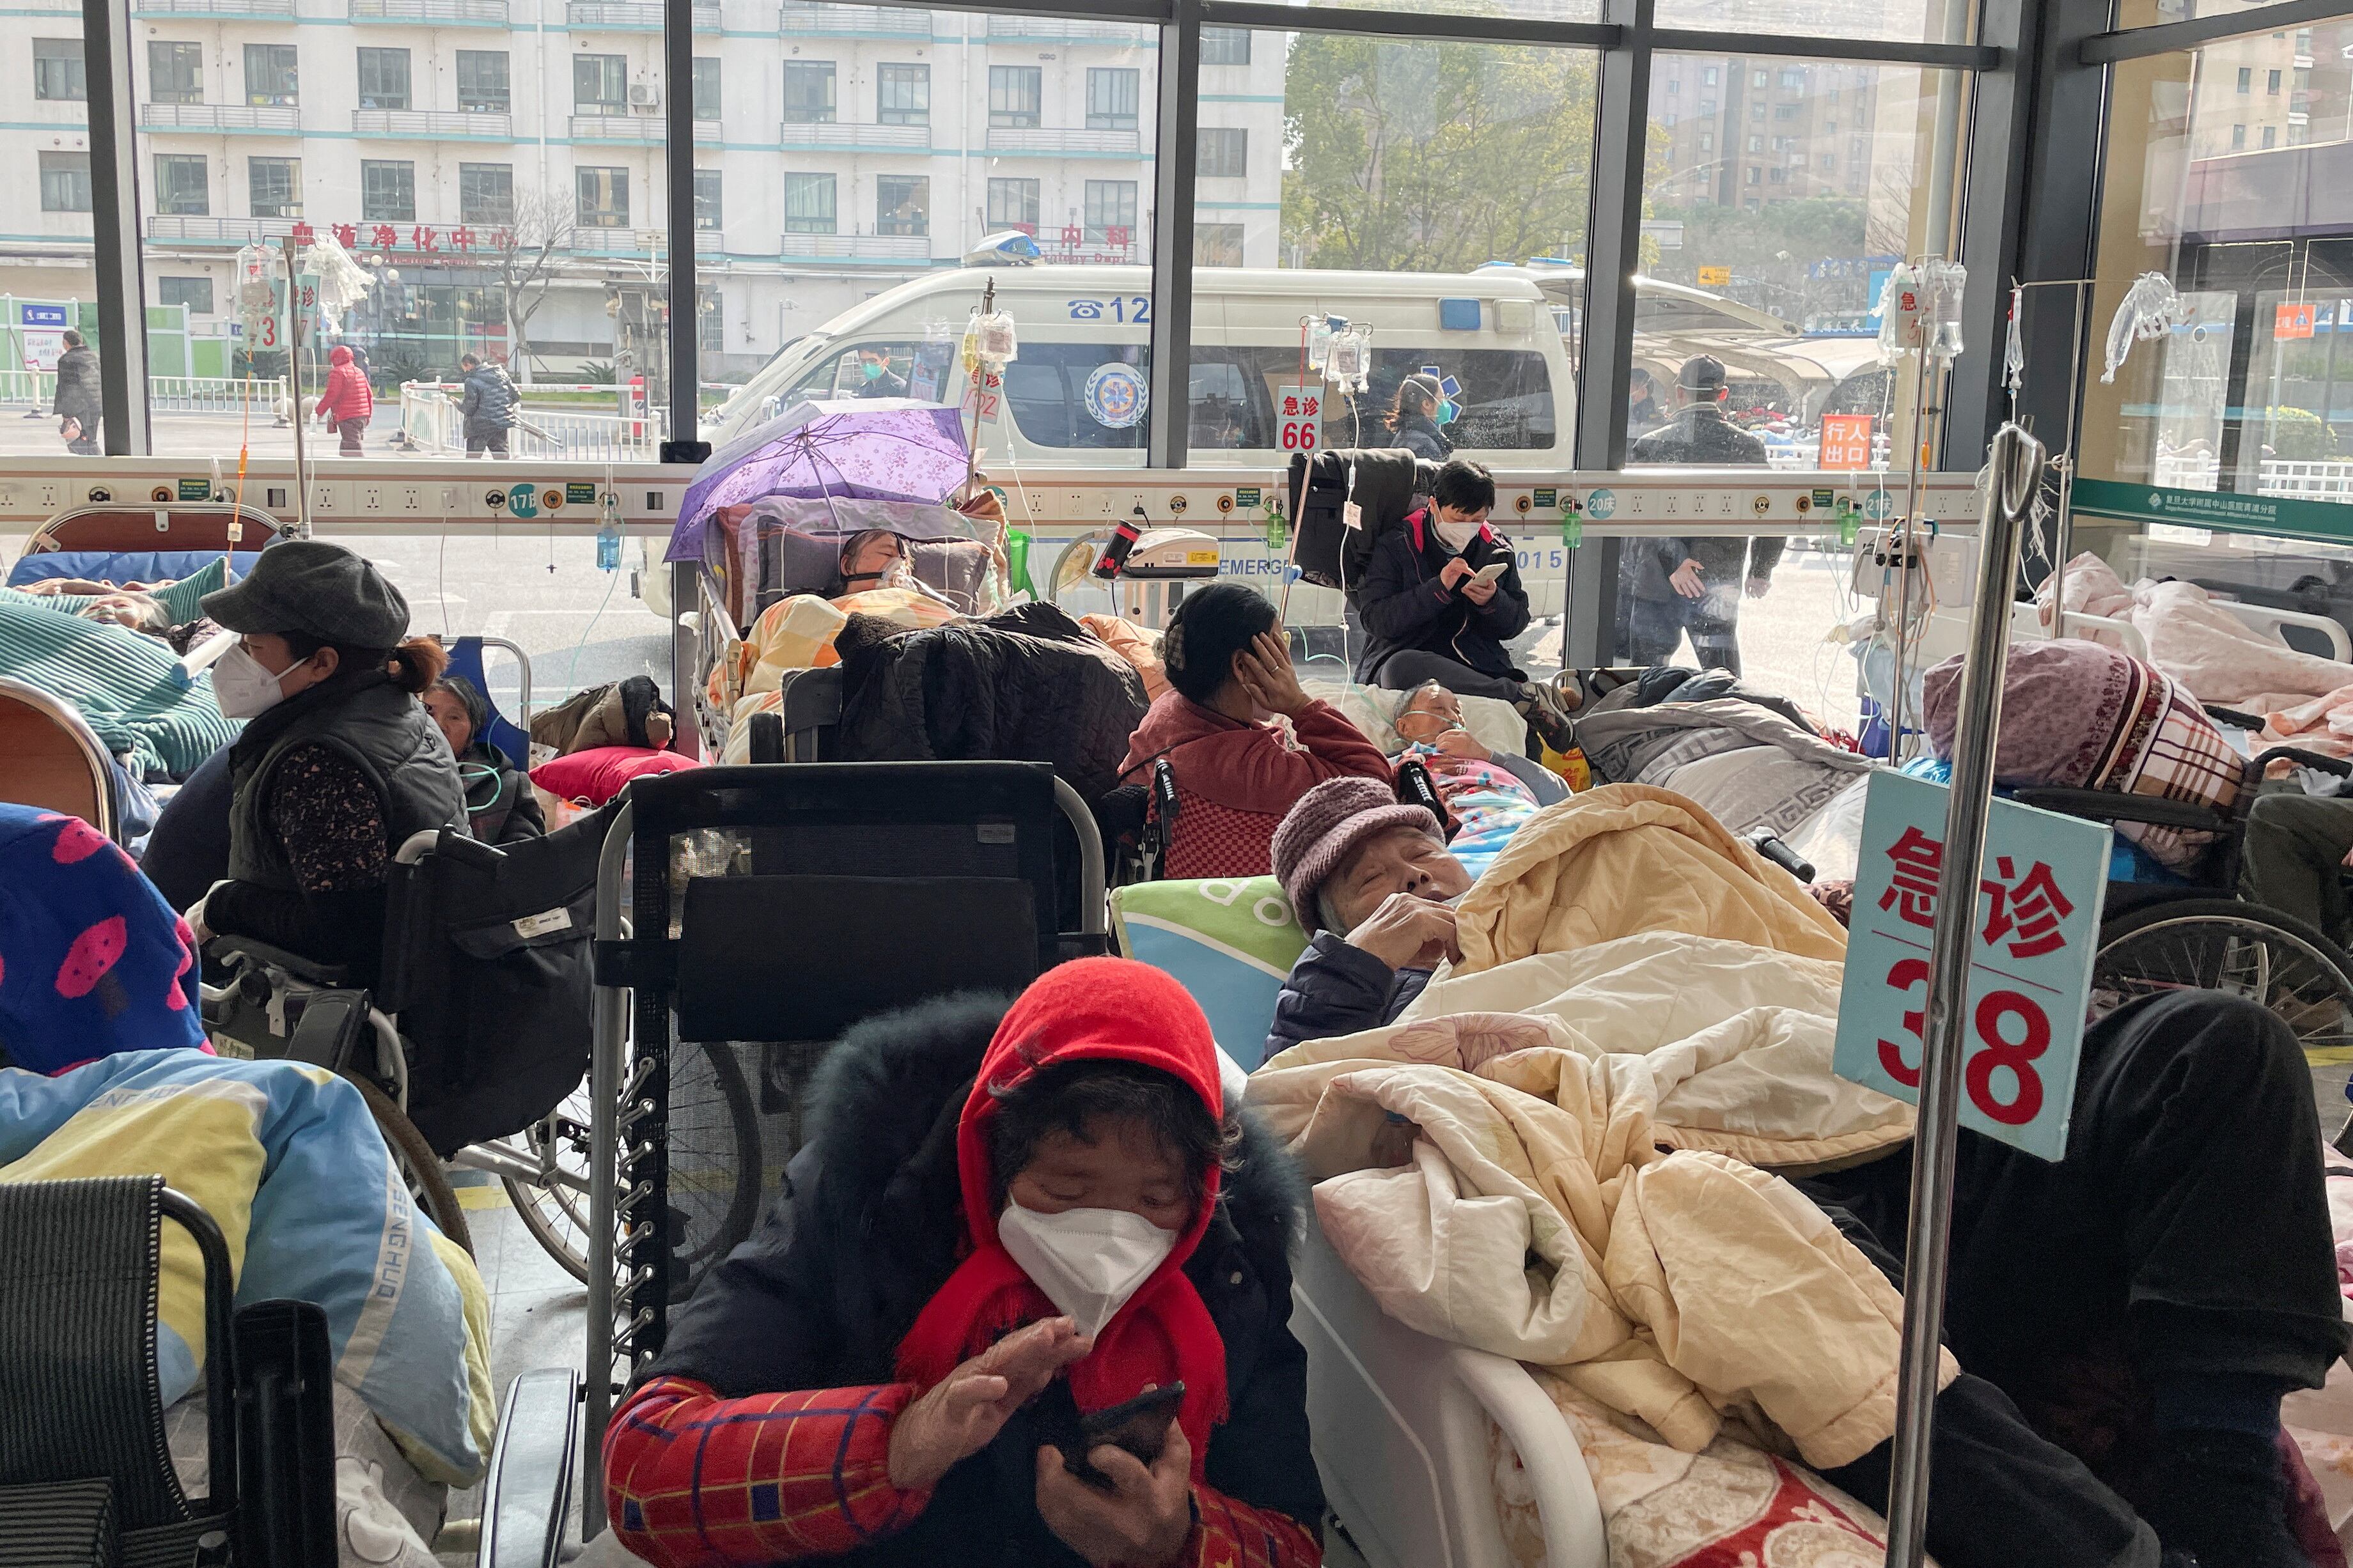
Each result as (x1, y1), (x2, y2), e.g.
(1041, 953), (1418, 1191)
(355, 1076), (473, 1257)
(501, 1041), (762, 1299)
(2091, 897), (2353, 1134)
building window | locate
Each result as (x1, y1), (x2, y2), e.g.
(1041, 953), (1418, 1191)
(989, 65), (1041, 128)
(38, 150), (90, 212)
(1662, 111), (1678, 127)
(1194, 222), (1244, 266)
(159, 276), (214, 314)
(783, 171), (834, 233)
(361, 159), (415, 221)
(1697, 98), (1714, 114)
(1086, 66), (1138, 130)
(1083, 178), (1136, 244)
(987, 176), (1039, 231)
(1197, 127), (1247, 177)
(782, 59), (835, 123)
(1778, 68), (1802, 88)
(458, 162), (513, 224)
(34, 38), (84, 102)
(1746, 134), (1762, 152)
(692, 58), (720, 121)
(1769, 166), (1786, 183)
(878, 63), (928, 125)
(150, 41), (203, 104)
(2262, 123), (2278, 147)
(456, 50), (509, 113)
(153, 153), (208, 216)
(1769, 135), (1785, 151)
(2237, 66), (2252, 91)
(1820, 153), (1835, 169)
(356, 47), (409, 111)
(1702, 66), (1717, 85)
(1698, 131), (1712, 151)
(249, 156), (301, 218)
(877, 173), (926, 236)
(1751, 70), (1766, 88)
(1200, 26), (1249, 65)
(693, 167), (721, 229)
(1749, 102), (1764, 120)
(1665, 78), (1679, 95)
(2269, 68), (2283, 93)
(575, 165), (628, 227)
(1742, 165), (1760, 185)
(244, 43), (298, 106)
(2232, 122), (2246, 148)
(574, 54), (626, 113)
(699, 286), (723, 355)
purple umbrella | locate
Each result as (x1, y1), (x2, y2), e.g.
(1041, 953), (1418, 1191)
(668, 398), (971, 563)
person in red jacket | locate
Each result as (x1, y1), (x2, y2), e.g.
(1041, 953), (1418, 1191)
(1117, 582), (1391, 878)
(316, 344), (373, 456)
(604, 958), (1324, 1568)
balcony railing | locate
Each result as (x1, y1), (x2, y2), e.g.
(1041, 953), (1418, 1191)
(778, 232), (930, 260)
(141, 102), (302, 132)
(568, 114), (723, 141)
(355, 108), (512, 137)
(778, 1), (930, 33)
(132, 0), (295, 15)
(983, 125), (1140, 156)
(570, 228), (727, 254)
(985, 14), (1146, 40)
(349, 0), (509, 20)
(567, 0), (718, 26)
(776, 120), (929, 150)
(146, 215), (301, 243)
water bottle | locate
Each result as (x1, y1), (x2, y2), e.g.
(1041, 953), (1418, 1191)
(597, 509), (622, 573)
(1264, 502), (1288, 552)
(1560, 515), (1583, 548)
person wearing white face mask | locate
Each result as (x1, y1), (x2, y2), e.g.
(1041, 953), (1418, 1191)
(604, 958), (1324, 1568)
(1353, 457), (1576, 753)
(184, 541), (467, 984)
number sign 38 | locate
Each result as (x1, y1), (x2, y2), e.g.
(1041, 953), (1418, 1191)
(1830, 771), (2111, 1162)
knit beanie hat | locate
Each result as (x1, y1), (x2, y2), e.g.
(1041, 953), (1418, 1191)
(1271, 776), (1441, 926)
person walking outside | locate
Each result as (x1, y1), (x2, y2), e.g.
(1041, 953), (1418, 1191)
(459, 352), (519, 457)
(52, 329), (102, 456)
(317, 345), (373, 456)
(1624, 354), (1781, 674)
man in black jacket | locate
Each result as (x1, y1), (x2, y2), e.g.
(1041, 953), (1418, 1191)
(458, 353), (519, 456)
(1625, 355), (1780, 674)
(52, 330), (102, 455)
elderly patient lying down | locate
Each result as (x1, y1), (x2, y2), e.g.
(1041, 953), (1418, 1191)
(1259, 780), (2345, 1568)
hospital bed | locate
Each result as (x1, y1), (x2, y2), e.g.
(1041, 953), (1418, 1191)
(6, 501), (285, 589)
(0, 674), (117, 838)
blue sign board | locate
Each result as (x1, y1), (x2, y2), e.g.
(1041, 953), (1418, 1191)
(1832, 771), (2111, 1162)
(21, 304), (67, 328)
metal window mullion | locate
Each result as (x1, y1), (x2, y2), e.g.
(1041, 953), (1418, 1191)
(2084, 0), (2353, 65)
(83, 0), (150, 454)
(1650, 26), (1996, 68)
(1202, 1), (1616, 50)
(1945, 0), (2030, 453)
(664, 0), (698, 446)
(1145, 0), (1201, 470)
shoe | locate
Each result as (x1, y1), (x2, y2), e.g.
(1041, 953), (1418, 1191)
(2134, 1429), (2308, 1568)
(1520, 682), (1577, 755)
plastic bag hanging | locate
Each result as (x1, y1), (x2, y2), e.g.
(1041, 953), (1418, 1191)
(2102, 272), (2184, 384)
(233, 243), (279, 343)
(2003, 283), (2026, 396)
(1925, 259), (1967, 361)
(302, 229), (375, 337)
(1875, 262), (1928, 364)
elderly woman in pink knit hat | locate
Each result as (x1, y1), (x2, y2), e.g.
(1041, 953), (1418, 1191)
(1264, 775), (1473, 1060)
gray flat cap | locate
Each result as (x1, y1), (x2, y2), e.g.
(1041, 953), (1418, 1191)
(200, 539), (410, 646)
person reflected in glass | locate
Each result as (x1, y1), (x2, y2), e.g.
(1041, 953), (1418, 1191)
(857, 347), (910, 399)
(1625, 354), (1779, 675)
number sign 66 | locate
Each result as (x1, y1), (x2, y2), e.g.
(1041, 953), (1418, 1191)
(1875, 958), (2051, 1126)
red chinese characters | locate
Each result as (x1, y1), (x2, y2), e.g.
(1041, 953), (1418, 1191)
(1978, 855), (2075, 959)
(1877, 825), (1942, 928)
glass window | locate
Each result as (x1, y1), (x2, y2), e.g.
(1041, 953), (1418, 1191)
(2263, 124), (2278, 148)
(2233, 123), (2248, 149)
(1197, 127), (1247, 178)
(1703, 66), (1718, 85)
(1201, 27), (1250, 65)
(33, 38), (84, 102)
(693, 58), (721, 122)
(457, 50), (510, 113)
(459, 162), (514, 225)
(249, 157), (301, 219)
(1194, 222), (1244, 266)
(1663, 0), (1967, 42)
(158, 276), (214, 315)
(783, 60), (835, 123)
(877, 174), (927, 237)
(990, 65), (1042, 128)
(575, 166), (628, 227)
(245, 43), (299, 107)
(153, 153), (208, 217)
(362, 160), (416, 222)
(693, 167), (721, 230)
(2239, 66), (2255, 91)
(2270, 67), (2284, 93)
(1087, 67), (1139, 131)
(1751, 70), (1766, 88)
(149, 42), (203, 105)
(574, 54), (627, 113)
(878, 63), (928, 126)
(39, 151), (91, 213)
(357, 48), (410, 112)
(987, 176), (1040, 231)
(1082, 180), (1136, 245)
(783, 171), (835, 233)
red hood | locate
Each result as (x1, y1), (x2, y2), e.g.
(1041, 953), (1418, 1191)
(329, 346), (354, 366)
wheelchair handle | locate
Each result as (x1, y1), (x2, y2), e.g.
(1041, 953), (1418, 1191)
(2250, 745), (2353, 779)
(416, 828), (510, 871)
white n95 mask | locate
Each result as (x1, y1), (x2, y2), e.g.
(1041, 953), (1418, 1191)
(211, 644), (295, 720)
(997, 1203), (1179, 1339)
(1432, 517), (1482, 554)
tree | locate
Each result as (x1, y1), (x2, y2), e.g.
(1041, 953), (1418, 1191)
(1649, 196), (1870, 325)
(483, 187), (576, 385)
(1281, 38), (1599, 274)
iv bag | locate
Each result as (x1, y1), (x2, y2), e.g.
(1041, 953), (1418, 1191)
(1306, 316), (1335, 371)
(2102, 272), (2184, 384)
(1925, 259), (1966, 361)
(2003, 283), (2026, 396)
(1327, 323), (1370, 389)
(1875, 263), (1927, 364)
(976, 309), (1018, 368)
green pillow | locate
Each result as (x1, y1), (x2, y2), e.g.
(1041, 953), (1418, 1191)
(0, 594), (240, 777)
(1111, 877), (1309, 1070)
(0, 556), (227, 625)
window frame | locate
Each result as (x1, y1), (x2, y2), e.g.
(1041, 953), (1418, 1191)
(38, 149), (91, 212)
(782, 59), (836, 124)
(360, 158), (416, 222)
(989, 63), (1042, 128)
(575, 164), (630, 228)
(34, 37), (85, 102)
(455, 49), (510, 113)
(877, 61), (929, 126)
(243, 42), (298, 107)
(783, 171), (836, 234)
(458, 160), (515, 225)
(356, 46), (410, 112)
(248, 155), (301, 219)
(1086, 65), (1139, 131)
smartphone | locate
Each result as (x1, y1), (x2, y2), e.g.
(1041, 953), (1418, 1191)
(1469, 561), (1510, 587)
(1062, 1383), (1187, 1490)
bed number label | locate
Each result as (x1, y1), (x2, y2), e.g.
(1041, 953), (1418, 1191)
(1830, 770), (2111, 1161)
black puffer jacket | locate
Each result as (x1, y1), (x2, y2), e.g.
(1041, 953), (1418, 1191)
(459, 362), (519, 431)
(52, 344), (102, 426)
(639, 992), (1324, 1568)
(1353, 509), (1531, 685)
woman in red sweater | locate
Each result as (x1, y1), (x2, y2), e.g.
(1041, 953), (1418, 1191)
(315, 345), (373, 456)
(1116, 583), (1390, 878)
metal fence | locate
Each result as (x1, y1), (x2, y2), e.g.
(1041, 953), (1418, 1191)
(395, 381), (661, 461)
(2150, 451), (2353, 503)
(0, 371), (286, 414)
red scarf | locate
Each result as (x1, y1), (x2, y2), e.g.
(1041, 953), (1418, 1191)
(895, 956), (1229, 1482)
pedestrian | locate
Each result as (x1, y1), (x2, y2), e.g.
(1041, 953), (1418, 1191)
(52, 329), (101, 456)
(855, 346), (909, 398)
(1383, 372), (1451, 462)
(316, 345), (373, 456)
(1624, 354), (1781, 674)
(458, 352), (519, 457)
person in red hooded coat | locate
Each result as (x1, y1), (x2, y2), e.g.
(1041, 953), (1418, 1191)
(316, 344), (373, 456)
(603, 957), (1324, 1568)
